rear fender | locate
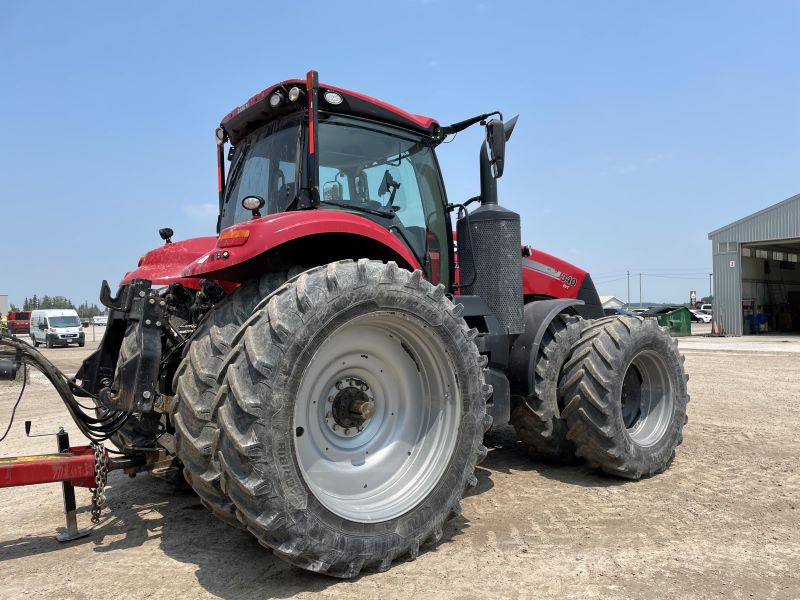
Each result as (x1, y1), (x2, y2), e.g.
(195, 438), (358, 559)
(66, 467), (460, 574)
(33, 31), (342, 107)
(507, 298), (585, 398)
(182, 211), (421, 283)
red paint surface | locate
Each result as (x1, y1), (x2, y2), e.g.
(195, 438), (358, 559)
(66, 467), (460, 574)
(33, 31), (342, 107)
(182, 211), (422, 280)
(122, 221), (587, 299)
(522, 248), (588, 299)
(0, 446), (97, 488)
(121, 237), (218, 289)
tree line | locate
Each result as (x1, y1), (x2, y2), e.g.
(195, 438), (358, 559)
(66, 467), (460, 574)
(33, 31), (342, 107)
(19, 296), (105, 318)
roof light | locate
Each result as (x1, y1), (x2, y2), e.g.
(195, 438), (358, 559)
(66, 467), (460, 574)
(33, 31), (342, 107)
(288, 86), (302, 102)
(215, 127), (225, 143)
(269, 92), (284, 108)
(323, 90), (343, 105)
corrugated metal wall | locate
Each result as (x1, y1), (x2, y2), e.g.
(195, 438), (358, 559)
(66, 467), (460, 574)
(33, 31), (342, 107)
(708, 194), (800, 336)
(711, 246), (742, 335)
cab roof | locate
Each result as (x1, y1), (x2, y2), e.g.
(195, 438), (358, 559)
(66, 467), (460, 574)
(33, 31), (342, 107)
(221, 79), (440, 145)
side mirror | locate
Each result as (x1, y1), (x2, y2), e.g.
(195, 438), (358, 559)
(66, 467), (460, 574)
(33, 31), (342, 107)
(38, 323), (46, 330)
(323, 181), (343, 202)
(242, 195), (265, 219)
(485, 120), (506, 178)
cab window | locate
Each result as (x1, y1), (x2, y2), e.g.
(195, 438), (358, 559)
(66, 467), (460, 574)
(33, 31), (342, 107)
(220, 117), (301, 229)
(317, 115), (449, 285)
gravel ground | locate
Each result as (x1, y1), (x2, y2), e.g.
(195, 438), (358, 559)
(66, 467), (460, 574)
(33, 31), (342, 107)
(0, 330), (798, 599)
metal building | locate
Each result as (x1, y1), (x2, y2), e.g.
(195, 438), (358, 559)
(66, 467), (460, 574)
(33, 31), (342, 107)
(708, 193), (800, 335)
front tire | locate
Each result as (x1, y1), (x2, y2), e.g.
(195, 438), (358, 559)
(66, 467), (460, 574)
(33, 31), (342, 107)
(172, 271), (288, 527)
(560, 316), (689, 479)
(215, 260), (489, 577)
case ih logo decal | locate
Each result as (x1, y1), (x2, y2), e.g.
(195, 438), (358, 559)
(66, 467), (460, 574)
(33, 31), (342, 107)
(524, 261), (577, 287)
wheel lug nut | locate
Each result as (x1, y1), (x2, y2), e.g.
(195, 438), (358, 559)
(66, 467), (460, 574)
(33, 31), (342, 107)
(344, 428), (350, 435)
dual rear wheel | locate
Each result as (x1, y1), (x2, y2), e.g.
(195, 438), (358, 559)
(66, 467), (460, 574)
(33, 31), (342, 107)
(512, 314), (688, 478)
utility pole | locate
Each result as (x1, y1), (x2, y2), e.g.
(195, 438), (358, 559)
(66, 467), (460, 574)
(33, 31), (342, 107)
(639, 272), (642, 309)
(627, 270), (631, 309)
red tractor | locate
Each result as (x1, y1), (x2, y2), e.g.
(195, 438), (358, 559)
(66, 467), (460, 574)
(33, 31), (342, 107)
(3, 71), (688, 577)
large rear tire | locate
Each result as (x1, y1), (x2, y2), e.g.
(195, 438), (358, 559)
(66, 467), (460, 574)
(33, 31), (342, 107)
(172, 272), (288, 527)
(215, 260), (490, 577)
(510, 313), (587, 461)
(560, 316), (689, 479)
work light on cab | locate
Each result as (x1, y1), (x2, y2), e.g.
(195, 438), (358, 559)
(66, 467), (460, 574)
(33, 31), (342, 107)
(288, 86), (302, 102)
(269, 92), (284, 108)
(323, 90), (343, 105)
(241, 195), (265, 218)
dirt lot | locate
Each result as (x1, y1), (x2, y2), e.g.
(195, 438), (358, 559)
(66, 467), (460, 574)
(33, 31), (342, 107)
(1, 330), (798, 599)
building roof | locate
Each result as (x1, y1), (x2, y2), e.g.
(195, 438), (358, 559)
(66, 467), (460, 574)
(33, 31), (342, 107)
(599, 295), (625, 307)
(708, 192), (800, 241)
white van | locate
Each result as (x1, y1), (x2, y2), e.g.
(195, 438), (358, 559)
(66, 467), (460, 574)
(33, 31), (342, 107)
(29, 309), (85, 348)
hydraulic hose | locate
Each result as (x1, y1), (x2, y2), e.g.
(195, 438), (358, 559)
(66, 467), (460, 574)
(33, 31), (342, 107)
(0, 333), (130, 443)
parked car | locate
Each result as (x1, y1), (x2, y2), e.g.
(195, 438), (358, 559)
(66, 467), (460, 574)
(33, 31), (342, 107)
(690, 309), (713, 323)
(92, 315), (108, 326)
(29, 309), (85, 348)
(699, 303), (712, 313)
(603, 307), (640, 317)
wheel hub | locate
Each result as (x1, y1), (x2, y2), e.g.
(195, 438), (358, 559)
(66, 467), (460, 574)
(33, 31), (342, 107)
(326, 377), (374, 437)
(621, 365), (643, 428)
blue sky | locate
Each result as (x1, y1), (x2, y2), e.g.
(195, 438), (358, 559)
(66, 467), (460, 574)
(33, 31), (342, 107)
(1, 1), (798, 307)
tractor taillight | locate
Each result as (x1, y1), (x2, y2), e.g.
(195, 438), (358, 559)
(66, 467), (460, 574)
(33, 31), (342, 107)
(218, 229), (250, 247)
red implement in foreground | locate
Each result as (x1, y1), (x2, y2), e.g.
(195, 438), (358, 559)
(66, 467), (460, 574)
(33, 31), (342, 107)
(0, 446), (96, 488)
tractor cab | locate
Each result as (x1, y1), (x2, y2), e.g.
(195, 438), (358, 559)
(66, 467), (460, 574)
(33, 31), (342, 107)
(213, 71), (511, 291)
(218, 108), (451, 285)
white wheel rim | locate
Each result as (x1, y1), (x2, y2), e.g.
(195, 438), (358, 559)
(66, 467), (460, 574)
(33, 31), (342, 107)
(293, 311), (461, 523)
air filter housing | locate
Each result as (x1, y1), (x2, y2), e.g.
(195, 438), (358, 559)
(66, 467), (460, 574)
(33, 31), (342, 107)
(457, 203), (523, 334)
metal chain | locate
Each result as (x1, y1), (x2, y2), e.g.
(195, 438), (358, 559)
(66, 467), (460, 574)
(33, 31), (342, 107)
(89, 442), (108, 524)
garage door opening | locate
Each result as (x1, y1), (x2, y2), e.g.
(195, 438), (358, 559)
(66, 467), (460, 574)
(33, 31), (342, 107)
(740, 239), (800, 335)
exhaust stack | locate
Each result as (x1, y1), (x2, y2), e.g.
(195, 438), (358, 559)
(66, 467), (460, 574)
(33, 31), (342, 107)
(457, 117), (524, 335)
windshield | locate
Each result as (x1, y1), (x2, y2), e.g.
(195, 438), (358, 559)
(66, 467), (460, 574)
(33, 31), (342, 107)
(48, 316), (80, 328)
(220, 117), (301, 229)
(318, 115), (449, 284)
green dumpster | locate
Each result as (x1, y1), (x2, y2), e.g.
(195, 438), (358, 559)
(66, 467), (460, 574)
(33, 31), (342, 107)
(644, 306), (692, 337)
